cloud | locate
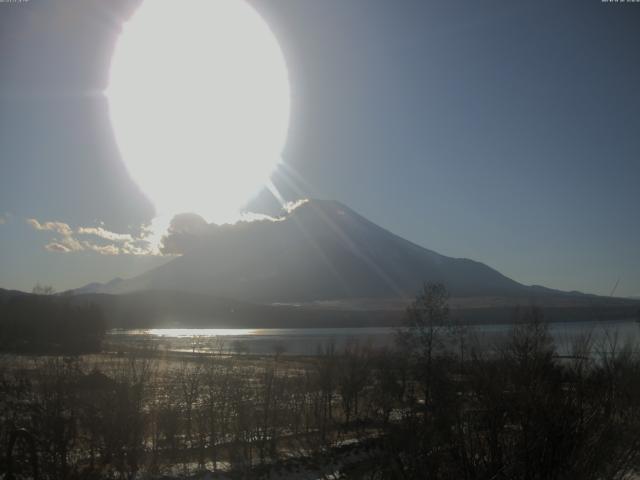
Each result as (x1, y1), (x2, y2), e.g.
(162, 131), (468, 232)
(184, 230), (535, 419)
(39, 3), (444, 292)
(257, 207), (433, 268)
(76, 226), (135, 243)
(160, 213), (211, 255)
(83, 243), (121, 256)
(159, 208), (294, 255)
(160, 199), (311, 255)
(44, 242), (72, 253)
(26, 218), (73, 236)
(27, 218), (157, 256)
(166, 213), (210, 235)
(26, 199), (312, 257)
(51, 233), (84, 252)
(236, 211), (282, 223)
(283, 198), (310, 213)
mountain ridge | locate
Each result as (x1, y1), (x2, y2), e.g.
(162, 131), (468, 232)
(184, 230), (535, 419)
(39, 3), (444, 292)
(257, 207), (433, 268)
(72, 199), (584, 303)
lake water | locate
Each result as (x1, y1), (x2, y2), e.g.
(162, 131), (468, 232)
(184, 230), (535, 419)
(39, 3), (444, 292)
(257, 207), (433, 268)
(108, 319), (640, 356)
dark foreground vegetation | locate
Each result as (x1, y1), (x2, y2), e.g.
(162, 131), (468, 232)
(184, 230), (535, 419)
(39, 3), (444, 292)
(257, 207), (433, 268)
(0, 293), (105, 354)
(2, 284), (640, 479)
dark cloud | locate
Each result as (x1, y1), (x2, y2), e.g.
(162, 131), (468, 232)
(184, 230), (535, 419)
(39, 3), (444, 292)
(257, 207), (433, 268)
(159, 213), (213, 255)
(159, 201), (309, 255)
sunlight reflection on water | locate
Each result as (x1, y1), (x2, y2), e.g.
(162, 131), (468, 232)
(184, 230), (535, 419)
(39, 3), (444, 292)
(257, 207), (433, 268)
(147, 328), (258, 337)
(108, 320), (640, 356)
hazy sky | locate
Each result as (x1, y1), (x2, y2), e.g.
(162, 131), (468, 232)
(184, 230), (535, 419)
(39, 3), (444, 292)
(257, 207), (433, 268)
(1, 0), (639, 297)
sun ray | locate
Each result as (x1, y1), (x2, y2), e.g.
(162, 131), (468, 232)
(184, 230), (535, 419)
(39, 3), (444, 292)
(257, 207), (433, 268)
(268, 179), (355, 298)
(308, 201), (408, 299)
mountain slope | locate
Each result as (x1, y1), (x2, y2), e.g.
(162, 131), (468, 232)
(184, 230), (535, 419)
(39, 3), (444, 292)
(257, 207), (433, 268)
(97, 199), (538, 302)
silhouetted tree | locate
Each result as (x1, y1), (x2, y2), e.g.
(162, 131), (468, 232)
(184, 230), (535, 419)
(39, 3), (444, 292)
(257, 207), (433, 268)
(32, 283), (55, 295)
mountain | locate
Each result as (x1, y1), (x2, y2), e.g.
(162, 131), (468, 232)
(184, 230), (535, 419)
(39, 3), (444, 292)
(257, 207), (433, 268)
(86, 199), (570, 303)
(0, 288), (31, 303)
(69, 277), (124, 295)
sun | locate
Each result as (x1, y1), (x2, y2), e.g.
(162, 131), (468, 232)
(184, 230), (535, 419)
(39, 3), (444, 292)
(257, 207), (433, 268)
(107, 0), (290, 224)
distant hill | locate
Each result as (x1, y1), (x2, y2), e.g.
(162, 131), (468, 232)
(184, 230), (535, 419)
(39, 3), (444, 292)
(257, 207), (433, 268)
(3, 287), (638, 329)
(0, 290), (105, 353)
(59, 198), (640, 327)
(79, 199), (565, 302)
(0, 288), (31, 303)
(64, 290), (401, 329)
(85, 290), (640, 328)
(70, 277), (124, 295)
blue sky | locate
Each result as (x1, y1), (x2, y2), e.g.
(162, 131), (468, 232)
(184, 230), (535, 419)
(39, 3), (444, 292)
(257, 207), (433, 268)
(1, 0), (639, 297)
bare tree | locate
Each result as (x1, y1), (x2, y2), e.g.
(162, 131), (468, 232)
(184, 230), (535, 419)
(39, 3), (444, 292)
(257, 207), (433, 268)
(32, 283), (55, 295)
(338, 340), (370, 425)
(397, 282), (450, 403)
(177, 360), (203, 445)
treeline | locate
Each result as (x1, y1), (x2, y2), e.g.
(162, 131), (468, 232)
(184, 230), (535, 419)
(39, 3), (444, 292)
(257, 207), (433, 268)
(0, 294), (106, 353)
(2, 285), (640, 479)
(370, 284), (640, 479)
(64, 290), (640, 329)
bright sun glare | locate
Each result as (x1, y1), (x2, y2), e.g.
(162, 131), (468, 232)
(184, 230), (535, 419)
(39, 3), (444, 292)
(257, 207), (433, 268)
(107, 0), (290, 225)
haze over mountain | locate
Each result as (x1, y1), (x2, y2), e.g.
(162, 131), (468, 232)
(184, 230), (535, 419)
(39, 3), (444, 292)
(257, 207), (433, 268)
(78, 199), (575, 303)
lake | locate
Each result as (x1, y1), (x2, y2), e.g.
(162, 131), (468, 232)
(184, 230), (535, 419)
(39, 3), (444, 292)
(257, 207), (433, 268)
(108, 319), (640, 356)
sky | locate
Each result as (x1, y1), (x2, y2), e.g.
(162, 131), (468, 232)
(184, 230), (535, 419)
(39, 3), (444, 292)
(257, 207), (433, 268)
(1, 0), (639, 297)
